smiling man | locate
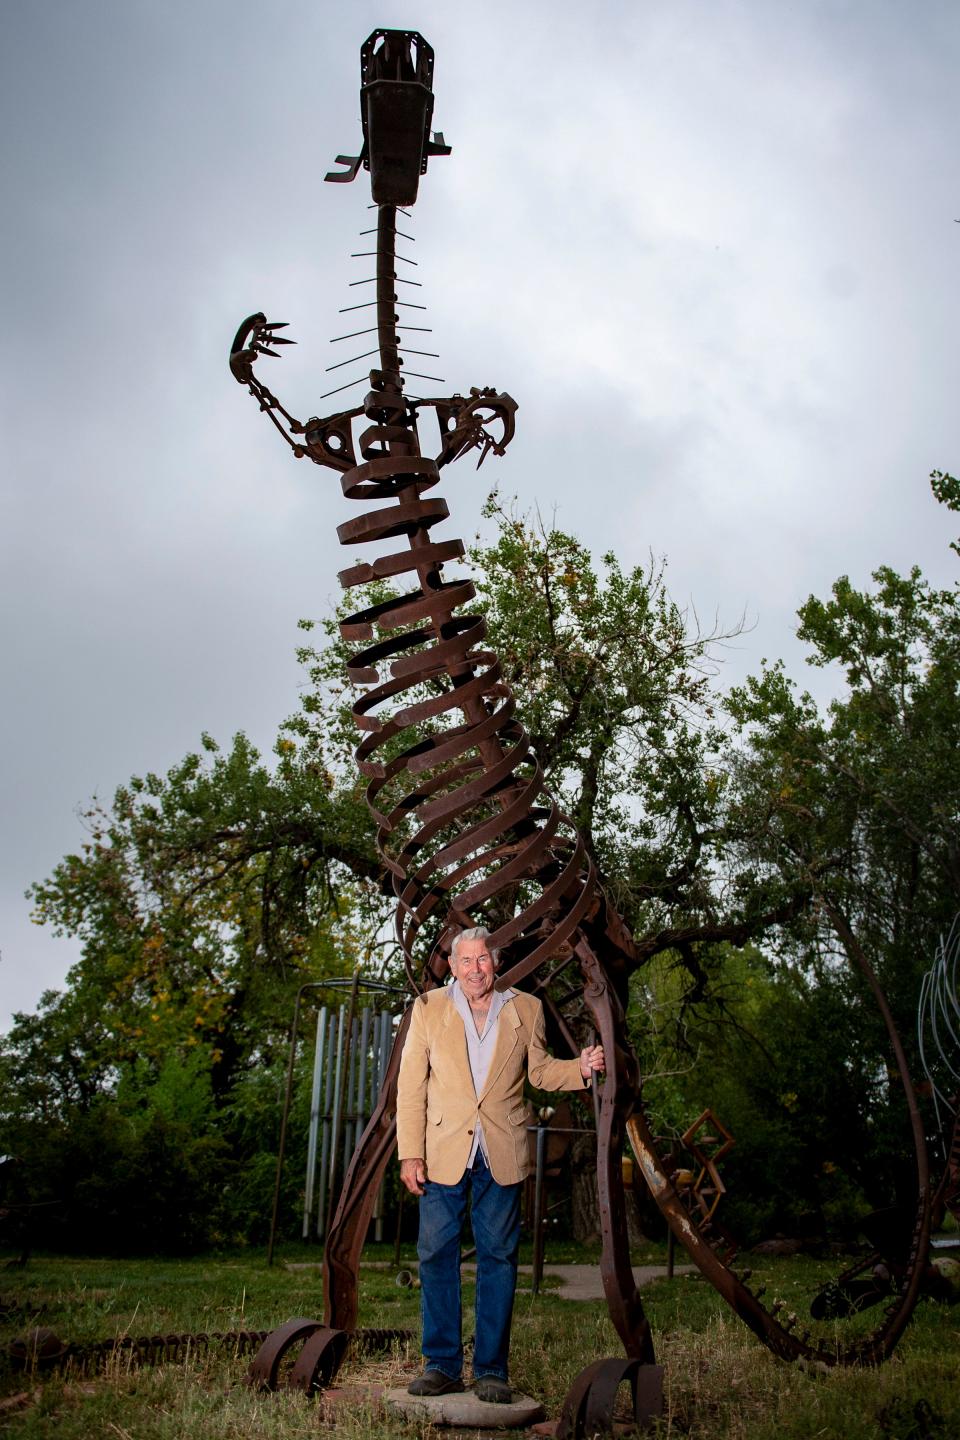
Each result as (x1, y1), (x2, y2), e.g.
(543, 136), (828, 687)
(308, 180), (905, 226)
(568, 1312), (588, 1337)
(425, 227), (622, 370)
(396, 926), (605, 1404)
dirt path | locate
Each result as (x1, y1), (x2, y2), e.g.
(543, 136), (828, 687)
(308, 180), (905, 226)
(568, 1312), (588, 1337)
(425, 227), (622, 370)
(522, 1261), (694, 1300)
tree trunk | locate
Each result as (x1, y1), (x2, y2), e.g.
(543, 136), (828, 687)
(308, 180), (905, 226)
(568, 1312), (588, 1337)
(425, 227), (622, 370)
(570, 1131), (648, 1244)
(571, 1131), (601, 1242)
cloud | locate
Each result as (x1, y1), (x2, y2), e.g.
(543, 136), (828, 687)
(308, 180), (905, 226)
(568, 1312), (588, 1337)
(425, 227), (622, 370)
(2, 0), (958, 1024)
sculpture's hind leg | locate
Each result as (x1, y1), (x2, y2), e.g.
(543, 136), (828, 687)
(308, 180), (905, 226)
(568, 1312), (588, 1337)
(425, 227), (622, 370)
(576, 937), (654, 1363)
(554, 938), (663, 1435)
(322, 1007), (413, 1332)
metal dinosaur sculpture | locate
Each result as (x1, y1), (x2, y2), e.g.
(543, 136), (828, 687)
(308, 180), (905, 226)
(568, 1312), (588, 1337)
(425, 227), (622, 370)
(231, 28), (931, 1431)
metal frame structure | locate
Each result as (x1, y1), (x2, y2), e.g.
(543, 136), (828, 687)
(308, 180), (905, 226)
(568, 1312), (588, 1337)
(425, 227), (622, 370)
(265, 975), (405, 1265)
(918, 915), (960, 1228)
(302, 994), (399, 1243)
(230, 28), (931, 1430)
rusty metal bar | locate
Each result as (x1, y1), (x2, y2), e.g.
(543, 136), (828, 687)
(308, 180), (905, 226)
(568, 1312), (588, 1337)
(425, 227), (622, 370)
(325, 970), (360, 1240)
(268, 983), (320, 1266)
(531, 1123), (548, 1296)
(303, 1005), (328, 1240)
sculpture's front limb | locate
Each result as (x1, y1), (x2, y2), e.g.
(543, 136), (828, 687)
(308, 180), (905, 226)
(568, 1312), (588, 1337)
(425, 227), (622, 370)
(576, 938), (655, 1364)
(415, 387), (518, 468)
(229, 312), (309, 459)
(230, 312), (366, 473)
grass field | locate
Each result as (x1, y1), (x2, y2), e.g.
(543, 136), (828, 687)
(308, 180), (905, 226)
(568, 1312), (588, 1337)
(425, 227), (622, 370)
(1, 1243), (957, 1438)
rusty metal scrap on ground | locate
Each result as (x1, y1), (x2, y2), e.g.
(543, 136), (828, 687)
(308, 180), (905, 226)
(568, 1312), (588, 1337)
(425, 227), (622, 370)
(228, 27), (932, 1434)
(7, 1324), (409, 1385)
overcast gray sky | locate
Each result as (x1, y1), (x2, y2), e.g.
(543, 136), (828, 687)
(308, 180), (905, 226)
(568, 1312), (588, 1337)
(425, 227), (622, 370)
(2, 0), (958, 1029)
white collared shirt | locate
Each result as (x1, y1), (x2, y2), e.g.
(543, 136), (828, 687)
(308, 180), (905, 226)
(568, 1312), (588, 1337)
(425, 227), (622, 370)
(449, 978), (515, 1168)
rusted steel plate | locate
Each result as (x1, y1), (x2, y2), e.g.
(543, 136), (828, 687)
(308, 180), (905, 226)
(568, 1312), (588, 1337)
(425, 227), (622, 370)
(247, 1318), (323, 1391)
(287, 1327), (349, 1393)
(558, 1357), (664, 1439)
(8, 1328), (67, 1368)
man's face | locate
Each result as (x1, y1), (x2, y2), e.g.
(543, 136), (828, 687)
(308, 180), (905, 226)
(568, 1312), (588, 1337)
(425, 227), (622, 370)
(449, 937), (497, 1003)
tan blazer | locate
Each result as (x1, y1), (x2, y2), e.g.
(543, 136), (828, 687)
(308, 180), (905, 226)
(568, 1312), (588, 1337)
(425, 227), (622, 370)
(396, 987), (587, 1186)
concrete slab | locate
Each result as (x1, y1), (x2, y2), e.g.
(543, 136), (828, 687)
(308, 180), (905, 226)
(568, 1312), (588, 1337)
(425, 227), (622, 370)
(386, 1385), (545, 1428)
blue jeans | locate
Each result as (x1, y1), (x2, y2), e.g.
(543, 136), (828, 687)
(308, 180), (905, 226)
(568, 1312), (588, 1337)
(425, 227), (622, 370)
(417, 1151), (522, 1381)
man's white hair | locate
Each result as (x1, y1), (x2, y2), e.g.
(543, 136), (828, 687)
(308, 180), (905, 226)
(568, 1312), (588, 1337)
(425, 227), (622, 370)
(450, 925), (500, 966)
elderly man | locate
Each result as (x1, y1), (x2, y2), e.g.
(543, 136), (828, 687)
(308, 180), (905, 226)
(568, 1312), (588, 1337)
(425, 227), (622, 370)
(396, 926), (605, 1404)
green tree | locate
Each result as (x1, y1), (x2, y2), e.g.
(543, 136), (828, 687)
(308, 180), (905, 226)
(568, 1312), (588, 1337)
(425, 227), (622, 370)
(722, 473), (960, 1213)
(7, 482), (956, 1248)
(5, 499), (765, 1246)
(637, 946), (882, 1242)
(21, 731), (379, 1099)
(4, 732), (378, 1250)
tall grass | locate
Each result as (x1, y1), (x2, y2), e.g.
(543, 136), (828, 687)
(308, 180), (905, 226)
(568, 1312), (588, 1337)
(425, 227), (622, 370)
(1, 1250), (956, 1437)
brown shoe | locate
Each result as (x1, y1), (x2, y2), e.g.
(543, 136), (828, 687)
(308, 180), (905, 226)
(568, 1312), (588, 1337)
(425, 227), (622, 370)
(408, 1369), (465, 1396)
(474, 1375), (512, 1404)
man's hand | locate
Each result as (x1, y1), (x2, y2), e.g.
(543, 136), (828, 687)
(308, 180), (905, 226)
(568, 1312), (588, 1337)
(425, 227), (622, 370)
(579, 1044), (605, 1079)
(400, 1157), (427, 1196)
